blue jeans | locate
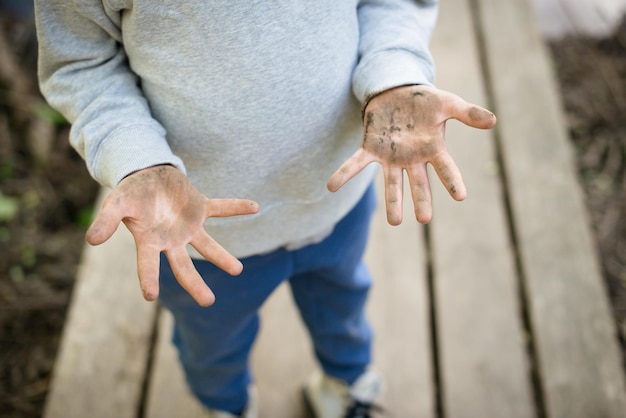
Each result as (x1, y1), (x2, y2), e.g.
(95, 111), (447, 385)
(158, 184), (376, 414)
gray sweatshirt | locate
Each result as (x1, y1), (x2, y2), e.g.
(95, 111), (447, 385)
(35, 0), (437, 258)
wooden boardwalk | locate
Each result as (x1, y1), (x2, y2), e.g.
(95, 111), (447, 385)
(43, 0), (626, 417)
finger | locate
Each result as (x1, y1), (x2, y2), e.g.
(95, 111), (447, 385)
(383, 166), (404, 226)
(190, 231), (244, 276)
(443, 92), (497, 129)
(432, 152), (467, 201)
(85, 198), (125, 245)
(206, 199), (259, 218)
(135, 243), (161, 302)
(327, 149), (376, 192)
(166, 247), (216, 307)
(407, 164), (433, 224)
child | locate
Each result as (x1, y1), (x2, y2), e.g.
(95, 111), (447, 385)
(34, 1), (495, 417)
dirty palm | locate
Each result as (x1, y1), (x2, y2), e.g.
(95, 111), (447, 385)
(328, 84), (497, 225)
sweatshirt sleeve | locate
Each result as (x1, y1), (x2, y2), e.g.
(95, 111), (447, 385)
(353, 0), (438, 106)
(34, 1), (186, 188)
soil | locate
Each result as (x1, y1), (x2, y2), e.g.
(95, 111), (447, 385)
(0, 15), (100, 417)
(0, 11), (625, 418)
(549, 17), (626, 347)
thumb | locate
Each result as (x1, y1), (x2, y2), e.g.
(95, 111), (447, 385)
(86, 201), (124, 246)
(444, 92), (497, 129)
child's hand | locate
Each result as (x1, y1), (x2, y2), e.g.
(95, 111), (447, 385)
(86, 165), (259, 306)
(328, 85), (496, 225)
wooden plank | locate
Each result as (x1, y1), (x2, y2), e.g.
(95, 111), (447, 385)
(144, 173), (434, 417)
(476, 0), (626, 416)
(145, 310), (206, 418)
(44, 189), (158, 418)
(365, 174), (435, 418)
(427, 0), (536, 417)
(252, 283), (317, 418)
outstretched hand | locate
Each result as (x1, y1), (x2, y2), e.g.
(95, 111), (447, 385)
(86, 165), (259, 306)
(328, 85), (496, 225)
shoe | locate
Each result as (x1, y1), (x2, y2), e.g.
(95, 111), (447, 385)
(303, 369), (385, 418)
(202, 386), (258, 418)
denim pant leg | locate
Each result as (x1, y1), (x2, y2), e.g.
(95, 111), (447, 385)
(158, 182), (376, 412)
(289, 183), (377, 385)
(158, 249), (292, 413)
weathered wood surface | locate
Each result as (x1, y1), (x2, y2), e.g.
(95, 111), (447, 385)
(250, 282), (317, 418)
(44, 190), (158, 418)
(43, 0), (626, 417)
(145, 310), (206, 418)
(361, 175), (434, 418)
(429, 0), (536, 416)
(477, 0), (626, 416)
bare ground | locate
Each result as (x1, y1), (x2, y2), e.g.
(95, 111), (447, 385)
(0, 16), (100, 417)
(0, 13), (625, 418)
(549, 17), (626, 352)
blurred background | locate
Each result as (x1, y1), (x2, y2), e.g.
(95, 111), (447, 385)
(0, 0), (624, 417)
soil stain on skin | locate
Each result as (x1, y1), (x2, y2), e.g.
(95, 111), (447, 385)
(390, 141), (397, 154)
(363, 111), (375, 145)
(362, 86), (444, 166)
(469, 106), (496, 126)
(469, 107), (484, 122)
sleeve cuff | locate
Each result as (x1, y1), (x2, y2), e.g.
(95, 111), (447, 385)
(89, 124), (187, 187)
(352, 49), (436, 108)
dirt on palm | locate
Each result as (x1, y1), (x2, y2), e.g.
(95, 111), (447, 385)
(0, 11), (625, 418)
